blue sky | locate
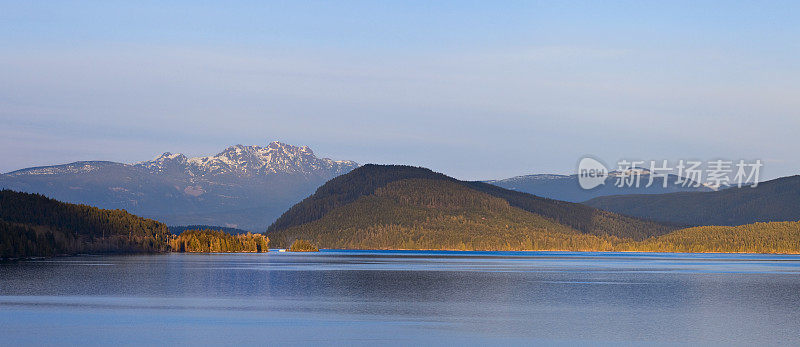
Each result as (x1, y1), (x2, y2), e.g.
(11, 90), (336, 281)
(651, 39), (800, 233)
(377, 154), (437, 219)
(1, 1), (798, 180)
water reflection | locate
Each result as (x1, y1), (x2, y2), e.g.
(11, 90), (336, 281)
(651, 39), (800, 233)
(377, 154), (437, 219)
(1, 251), (799, 345)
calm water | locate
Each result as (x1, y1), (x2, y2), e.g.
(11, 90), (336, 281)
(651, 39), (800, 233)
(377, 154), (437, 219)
(1, 250), (799, 346)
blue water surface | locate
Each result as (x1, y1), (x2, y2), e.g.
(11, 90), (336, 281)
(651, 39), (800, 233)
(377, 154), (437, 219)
(1, 250), (799, 346)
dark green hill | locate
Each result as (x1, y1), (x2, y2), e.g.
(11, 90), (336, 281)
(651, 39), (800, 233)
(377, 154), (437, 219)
(585, 175), (800, 226)
(266, 165), (675, 250)
(0, 190), (172, 258)
(267, 179), (618, 250)
(267, 165), (453, 233)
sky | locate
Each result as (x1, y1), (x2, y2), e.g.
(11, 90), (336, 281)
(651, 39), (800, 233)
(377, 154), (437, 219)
(1, 1), (798, 180)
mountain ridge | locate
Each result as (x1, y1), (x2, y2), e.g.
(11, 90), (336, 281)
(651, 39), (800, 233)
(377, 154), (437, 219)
(585, 175), (800, 226)
(0, 141), (359, 230)
(486, 172), (712, 202)
(136, 141), (356, 177)
(8, 141), (357, 178)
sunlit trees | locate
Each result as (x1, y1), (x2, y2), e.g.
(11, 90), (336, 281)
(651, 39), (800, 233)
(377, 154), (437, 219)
(169, 229), (269, 253)
(289, 239), (318, 252)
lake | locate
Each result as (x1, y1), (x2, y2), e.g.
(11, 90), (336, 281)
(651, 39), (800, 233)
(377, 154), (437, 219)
(1, 250), (799, 346)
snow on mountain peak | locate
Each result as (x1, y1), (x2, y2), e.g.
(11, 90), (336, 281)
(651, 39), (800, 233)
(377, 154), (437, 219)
(135, 152), (188, 174)
(7, 161), (120, 176)
(136, 141), (357, 177)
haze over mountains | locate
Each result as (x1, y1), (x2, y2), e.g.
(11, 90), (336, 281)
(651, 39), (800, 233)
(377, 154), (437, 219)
(487, 171), (711, 202)
(0, 141), (358, 231)
(585, 175), (800, 227)
(3, 140), (798, 236)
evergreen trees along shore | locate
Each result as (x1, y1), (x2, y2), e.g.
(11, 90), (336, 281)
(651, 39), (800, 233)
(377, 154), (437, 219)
(289, 239), (319, 252)
(0, 190), (171, 258)
(170, 229), (268, 253)
(0, 190), (269, 258)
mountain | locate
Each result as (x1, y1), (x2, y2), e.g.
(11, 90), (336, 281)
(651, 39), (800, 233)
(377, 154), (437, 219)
(0, 190), (171, 258)
(486, 172), (711, 202)
(136, 141), (355, 177)
(0, 141), (358, 230)
(584, 175), (800, 226)
(265, 165), (675, 249)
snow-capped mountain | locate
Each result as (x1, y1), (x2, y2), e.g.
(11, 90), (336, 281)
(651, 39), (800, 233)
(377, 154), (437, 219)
(136, 141), (357, 177)
(1, 141), (358, 231)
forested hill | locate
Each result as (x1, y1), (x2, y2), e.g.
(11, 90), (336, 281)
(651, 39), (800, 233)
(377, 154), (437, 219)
(585, 175), (800, 226)
(463, 181), (673, 240)
(267, 165), (454, 233)
(265, 165), (675, 249)
(0, 190), (172, 258)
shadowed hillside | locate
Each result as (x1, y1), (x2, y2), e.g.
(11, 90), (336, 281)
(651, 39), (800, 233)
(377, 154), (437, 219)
(585, 175), (800, 226)
(267, 179), (618, 250)
(266, 165), (675, 249)
(0, 190), (172, 258)
(267, 165), (454, 233)
(486, 173), (710, 202)
(464, 181), (674, 240)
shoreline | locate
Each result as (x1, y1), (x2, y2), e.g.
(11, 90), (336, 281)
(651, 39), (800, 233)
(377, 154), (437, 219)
(6, 248), (800, 261)
(310, 248), (800, 255)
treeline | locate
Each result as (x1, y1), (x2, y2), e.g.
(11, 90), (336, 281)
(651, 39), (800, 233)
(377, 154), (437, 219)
(0, 220), (172, 258)
(170, 229), (269, 253)
(1, 190), (171, 258)
(289, 239), (319, 252)
(620, 221), (800, 253)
